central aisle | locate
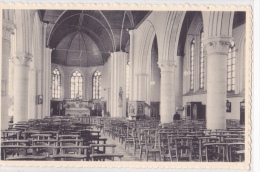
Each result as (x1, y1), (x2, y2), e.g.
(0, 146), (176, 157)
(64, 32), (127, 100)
(99, 131), (141, 161)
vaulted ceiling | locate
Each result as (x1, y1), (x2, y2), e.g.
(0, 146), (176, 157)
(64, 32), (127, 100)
(39, 10), (150, 67)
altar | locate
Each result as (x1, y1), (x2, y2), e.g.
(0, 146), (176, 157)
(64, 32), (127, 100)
(64, 99), (91, 116)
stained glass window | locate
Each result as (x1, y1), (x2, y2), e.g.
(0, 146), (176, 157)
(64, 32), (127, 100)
(190, 39), (195, 90)
(227, 41), (236, 91)
(52, 68), (61, 99)
(199, 30), (205, 89)
(71, 70), (83, 99)
(126, 62), (130, 99)
(93, 70), (102, 99)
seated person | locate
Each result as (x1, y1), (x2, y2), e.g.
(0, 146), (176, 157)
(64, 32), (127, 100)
(173, 112), (181, 121)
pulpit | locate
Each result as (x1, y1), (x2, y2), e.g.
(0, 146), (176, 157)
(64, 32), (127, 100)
(128, 101), (145, 120)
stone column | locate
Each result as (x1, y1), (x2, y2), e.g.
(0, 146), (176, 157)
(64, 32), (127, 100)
(1, 20), (15, 129)
(158, 61), (176, 123)
(204, 37), (232, 130)
(13, 53), (32, 123)
(46, 48), (52, 117)
(28, 68), (37, 120)
(41, 23), (52, 118)
(109, 52), (128, 118)
(36, 70), (42, 119)
(175, 56), (184, 117)
(137, 73), (148, 101)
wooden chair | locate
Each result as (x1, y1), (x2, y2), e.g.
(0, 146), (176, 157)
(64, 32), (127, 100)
(173, 137), (193, 162)
(102, 120), (111, 136)
(80, 130), (101, 145)
(31, 134), (52, 141)
(143, 130), (160, 161)
(124, 126), (134, 150)
(203, 142), (228, 162)
(132, 128), (145, 157)
(89, 144), (123, 161)
(227, 142), (244, 162)
(198, 137), (219, 162)
(41, 131), (59, 141)
(30, 145), (60, 159)
(2, 130), (22, 140)
(51, 145), (89, 161)
(136, 130), (146, 159)
(158, 130), (179, 161)
(235, 150), (245, 162)
(1, 145), (30, 160)
(118, 124), (127, 144)
(59, 139), (83, 146)
(2, 139), (30, 146)
(22, 130), (41, 140)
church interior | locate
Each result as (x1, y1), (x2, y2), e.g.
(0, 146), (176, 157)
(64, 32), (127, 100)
(1, 10), (246, 162)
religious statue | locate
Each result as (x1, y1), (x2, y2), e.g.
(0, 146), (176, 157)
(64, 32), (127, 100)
(119, 87), (123, 107)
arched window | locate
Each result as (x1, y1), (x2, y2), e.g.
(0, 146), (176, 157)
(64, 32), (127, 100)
(52, 68), (61, 99)
(71, 70), (83, 99)
(227, 41), (236, 91)
(93, 70), (102, 99)
(126, 62), (130, 99)
(199, 30), (205, 89)
(190, 39), (195, 90)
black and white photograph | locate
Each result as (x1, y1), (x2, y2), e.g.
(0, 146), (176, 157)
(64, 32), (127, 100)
(0, 4), (252, 170)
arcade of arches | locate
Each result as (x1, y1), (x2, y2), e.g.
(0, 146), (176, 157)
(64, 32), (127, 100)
(1, 10), (246, 131)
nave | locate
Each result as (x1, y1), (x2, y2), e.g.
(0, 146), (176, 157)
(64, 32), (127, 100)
(1, 116), (245, 162)
(1, 9), (247, 163)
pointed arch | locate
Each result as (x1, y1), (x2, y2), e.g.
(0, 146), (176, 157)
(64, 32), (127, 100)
(160, 11), (186, 62)
(14, 10), (34, 58)
(31, 11), (42, 70)
(136, 20), (156, 75)
(202, 11), (234, 39)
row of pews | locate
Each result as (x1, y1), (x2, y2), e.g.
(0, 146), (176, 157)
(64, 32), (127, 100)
(1, 116), (123, 161)
(101, 118), (245, 162)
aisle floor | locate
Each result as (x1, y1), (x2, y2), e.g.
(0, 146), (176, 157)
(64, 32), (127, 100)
(99, 131), (141, 161)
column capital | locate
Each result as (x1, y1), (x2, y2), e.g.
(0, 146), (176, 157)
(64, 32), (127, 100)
(158, 61), (176, 72)
(2, 19), (15, 40)
(13, 53), (33, 66)
(204, 37), (233, 56)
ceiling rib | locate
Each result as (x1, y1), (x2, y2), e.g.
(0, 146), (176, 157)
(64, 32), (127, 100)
(79, 32), (88, 65)
(50, 12), (115, 49)
(99, 11), (116, 51)
(65, 32), (78, 65)
(44, 10), (151, 67)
